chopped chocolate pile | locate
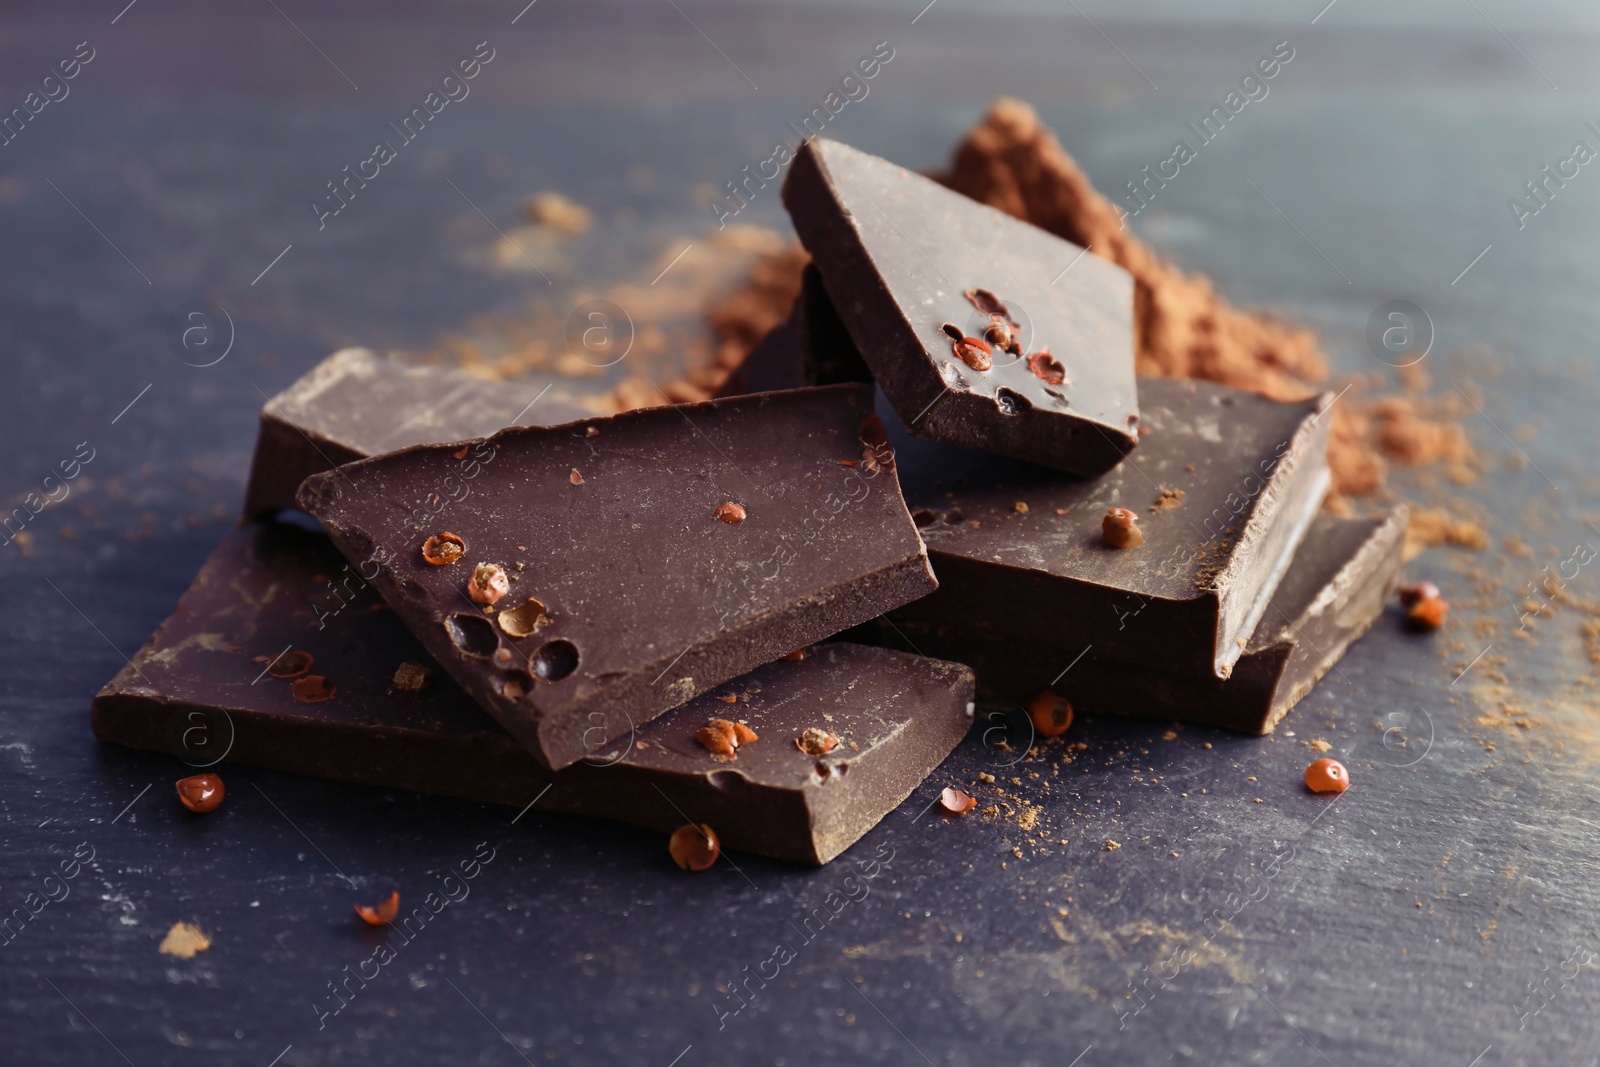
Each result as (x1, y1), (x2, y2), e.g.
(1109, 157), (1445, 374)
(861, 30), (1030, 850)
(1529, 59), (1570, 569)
(93, 109), (1434, 871)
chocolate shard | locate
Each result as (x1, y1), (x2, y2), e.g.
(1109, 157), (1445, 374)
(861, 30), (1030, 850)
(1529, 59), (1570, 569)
(90, 524), (973, 865)
(859, 510), (1403, 734)
(243, 348), (594, 519)
(295, 384), (938, 771)
(783, 137), (1139, 476)
(891, 375), (1332, 679)
(718, 264), (872, 398)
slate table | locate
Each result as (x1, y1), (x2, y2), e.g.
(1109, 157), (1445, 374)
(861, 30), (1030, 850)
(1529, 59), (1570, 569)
(3, 2), (1599, 1064)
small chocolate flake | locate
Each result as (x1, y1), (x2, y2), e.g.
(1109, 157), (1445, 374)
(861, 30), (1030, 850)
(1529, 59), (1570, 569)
(1151, 488), (1185, 512)
(392, 661), (431, 692)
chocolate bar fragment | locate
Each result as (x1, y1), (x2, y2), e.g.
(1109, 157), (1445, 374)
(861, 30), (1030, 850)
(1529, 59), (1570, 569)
(296, 385), (937, 771)
(890, 375), (1332, 678)
(91, 524), (971, 865)
(717, 265), (871, 398)
(243, 348), (594, 519)
(783, 137), (1139, 476)
(865, 510), (1403, 734)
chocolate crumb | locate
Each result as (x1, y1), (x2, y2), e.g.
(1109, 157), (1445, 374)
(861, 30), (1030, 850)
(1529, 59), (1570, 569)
(1151, 488), (1185, 511)
(392, 662), (430, 692)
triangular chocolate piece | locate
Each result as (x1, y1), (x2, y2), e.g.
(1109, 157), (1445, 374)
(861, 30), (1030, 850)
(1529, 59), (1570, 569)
(784, 137), (1139, 475)
(296, 385), (937, 771)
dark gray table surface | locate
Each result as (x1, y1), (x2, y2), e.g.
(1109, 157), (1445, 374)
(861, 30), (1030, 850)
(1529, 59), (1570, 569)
(4, 2), (1600, 1064)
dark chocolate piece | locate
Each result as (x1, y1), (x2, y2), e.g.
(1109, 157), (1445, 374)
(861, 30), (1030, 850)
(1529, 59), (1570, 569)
(890, 375), (1332, 678)
(717, 264), (871, 398)
(296, 385), (938, 771)
(91, 524), (972, 865)
(861, 510), (1403, 734)
(783, 137), (1139, 476)
(243, 348), (594, 519)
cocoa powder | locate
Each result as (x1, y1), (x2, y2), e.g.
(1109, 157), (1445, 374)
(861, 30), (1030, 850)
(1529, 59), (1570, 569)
(692, 97), (1471, 509)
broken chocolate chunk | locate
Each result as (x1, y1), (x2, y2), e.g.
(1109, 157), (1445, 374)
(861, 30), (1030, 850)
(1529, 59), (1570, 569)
(296, 385), (937, 771)
(861, 509), (1403, 733)
(242, 348), (593, 519)
(782, 138), (1139, 476)
(889, 376), (1332, 679)
(89, 523), (973, 865)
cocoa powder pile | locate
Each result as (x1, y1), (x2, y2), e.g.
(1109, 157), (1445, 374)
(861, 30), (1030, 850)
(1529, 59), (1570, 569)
(692, 97), (1474, 512)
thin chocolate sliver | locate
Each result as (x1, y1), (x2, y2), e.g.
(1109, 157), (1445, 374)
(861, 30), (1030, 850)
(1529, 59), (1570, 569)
(783, 137), (1140, 476)
(243, 348), (594, 519)
(90, 524), (974, 865)
(296, 384), (938, 771)
(863, 510), (1404, 734)
(891, 375), (1332, 679)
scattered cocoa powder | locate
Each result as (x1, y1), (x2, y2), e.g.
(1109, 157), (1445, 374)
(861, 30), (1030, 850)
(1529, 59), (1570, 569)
(621, 239), (808, 410)
(939, 98), (1483, 506)
(1405, 507), (1490, 560)
(1582, 617), (1600, 668)
(945, 99), (1326, 399)
(697, 100), (1474, 513)
(1368, 396), (1473, 470)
